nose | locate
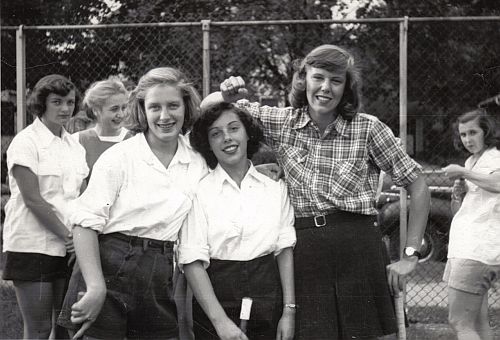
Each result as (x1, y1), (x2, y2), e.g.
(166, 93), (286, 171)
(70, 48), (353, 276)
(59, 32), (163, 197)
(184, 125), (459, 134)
(320, 79), (331, 92)
(160, 106), (170, 119)
(116, 108), (125, 118)
(61, 102), (70, 113)
(222, 129), (232, 142)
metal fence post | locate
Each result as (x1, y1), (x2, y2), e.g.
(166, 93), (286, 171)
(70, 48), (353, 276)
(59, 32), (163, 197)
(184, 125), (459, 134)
(201, 19), (211, 98)
(396, 16), (409, 340)
(16, 25), (27, 133)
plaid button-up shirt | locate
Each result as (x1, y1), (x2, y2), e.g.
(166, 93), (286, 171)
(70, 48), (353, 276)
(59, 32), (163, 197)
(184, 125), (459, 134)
(238, 100), (421, 217)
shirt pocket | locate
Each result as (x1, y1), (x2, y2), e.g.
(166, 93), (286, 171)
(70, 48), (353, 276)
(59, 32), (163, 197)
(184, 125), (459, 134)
(37, 160), (63, 197)
(277, 144), (308, 188)
(329, 159), (367, 197)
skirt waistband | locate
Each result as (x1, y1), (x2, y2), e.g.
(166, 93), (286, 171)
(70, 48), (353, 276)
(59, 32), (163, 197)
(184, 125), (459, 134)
(294, 210), (376, 230)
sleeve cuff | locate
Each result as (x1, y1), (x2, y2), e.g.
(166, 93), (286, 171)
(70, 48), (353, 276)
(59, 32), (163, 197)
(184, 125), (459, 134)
(178, 245), (210, 272)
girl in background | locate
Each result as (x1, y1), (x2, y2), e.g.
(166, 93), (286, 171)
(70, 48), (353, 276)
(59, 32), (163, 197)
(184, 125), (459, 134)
(443, 108), (500, 340)
(180, 102), (296, 340)
(75, 77), (134, 174)
(2, 74), (88, 339)
(57, 77), (134, 334)
(67, 67), (207, 340)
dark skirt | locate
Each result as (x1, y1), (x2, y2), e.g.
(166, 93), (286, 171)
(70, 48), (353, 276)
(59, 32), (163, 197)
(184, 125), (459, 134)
(294, 211), (398, 340)
(193, 253), (282, 340)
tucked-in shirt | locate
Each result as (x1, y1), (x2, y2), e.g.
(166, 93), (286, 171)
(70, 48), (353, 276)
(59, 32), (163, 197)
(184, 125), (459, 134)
(3, 117), (89, 256)
(70, 133), (208, 241)
(178, 163), (296, 268)
(237, 100), (421, 217)
(447, 147), (500, 265)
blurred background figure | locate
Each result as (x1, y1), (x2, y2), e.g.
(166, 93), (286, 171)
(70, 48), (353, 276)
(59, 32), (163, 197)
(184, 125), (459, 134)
(443, 108), (500, 340)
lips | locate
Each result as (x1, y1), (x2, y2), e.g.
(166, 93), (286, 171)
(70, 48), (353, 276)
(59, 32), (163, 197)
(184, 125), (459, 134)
(222, 144), (238, 154)
(156, 121), (176, 130)
(315, 95), (332, 103)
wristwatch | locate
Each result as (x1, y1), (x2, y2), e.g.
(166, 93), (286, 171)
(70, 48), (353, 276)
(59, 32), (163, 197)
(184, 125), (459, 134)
(404, 246), (422, 259)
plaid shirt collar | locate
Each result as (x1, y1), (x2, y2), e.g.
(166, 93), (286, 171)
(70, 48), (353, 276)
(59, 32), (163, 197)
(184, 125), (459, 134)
(291, 106), (350, 138)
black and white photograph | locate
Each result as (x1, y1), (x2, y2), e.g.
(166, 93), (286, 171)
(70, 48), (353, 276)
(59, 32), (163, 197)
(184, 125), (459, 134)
(1, 1), (499, 339)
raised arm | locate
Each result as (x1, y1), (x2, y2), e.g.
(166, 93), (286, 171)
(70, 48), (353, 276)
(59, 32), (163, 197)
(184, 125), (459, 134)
(200, 76), (248, 112)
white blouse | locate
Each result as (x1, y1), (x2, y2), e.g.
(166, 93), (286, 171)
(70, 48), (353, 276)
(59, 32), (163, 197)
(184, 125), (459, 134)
(3, 118), (89, 256)
(69, 133), (208, 241)
(447, 147), (500, 265)
(178, 164), (296, 269)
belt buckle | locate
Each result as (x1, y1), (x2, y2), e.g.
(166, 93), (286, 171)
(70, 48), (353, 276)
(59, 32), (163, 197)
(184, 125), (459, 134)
(314, 215), (326, 227)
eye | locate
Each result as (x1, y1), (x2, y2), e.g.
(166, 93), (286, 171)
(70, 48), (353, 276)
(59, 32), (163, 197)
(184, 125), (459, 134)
(230, 125), (239, 132)
(168, 103), (180, 110)
(209, 130), (220, 138)
(148, 104), (160, 111)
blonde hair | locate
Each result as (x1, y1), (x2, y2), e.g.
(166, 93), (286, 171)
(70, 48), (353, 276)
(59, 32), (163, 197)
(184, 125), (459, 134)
(82, 77), (128, 120)
(127, 67), (201, 134)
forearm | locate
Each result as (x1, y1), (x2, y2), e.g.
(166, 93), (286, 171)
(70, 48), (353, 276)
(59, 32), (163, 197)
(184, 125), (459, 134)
(406, 175), (430, 249)
(26, 200), (70, 240)
(463, 170), (500, 193)
(450, 197), (463, 216)
(184, 261), (228, 325)
(276, 247), (295, 305)
(73, 226), (106, 292)
(200, 92), (226, 111)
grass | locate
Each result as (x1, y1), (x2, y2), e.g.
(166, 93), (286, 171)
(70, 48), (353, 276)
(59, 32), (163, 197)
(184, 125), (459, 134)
(0, 278), (23, 339)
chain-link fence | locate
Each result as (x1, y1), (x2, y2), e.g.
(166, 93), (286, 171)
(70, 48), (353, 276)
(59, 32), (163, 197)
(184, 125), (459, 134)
(2, 17), (500, 329)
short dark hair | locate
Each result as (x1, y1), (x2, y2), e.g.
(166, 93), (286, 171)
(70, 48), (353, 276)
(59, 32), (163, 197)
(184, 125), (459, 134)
(190, 102), (264, 169)
(452, 108), (500, 152)
(27, 74), (80, 118)
(127, 67), (201, 134)
(288, 44), (362, 121)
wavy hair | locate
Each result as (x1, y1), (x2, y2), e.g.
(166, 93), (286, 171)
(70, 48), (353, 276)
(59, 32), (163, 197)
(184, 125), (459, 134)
(190, 102), (264, 169)
(126, 67), (201, 134)
(82, 77), (128, 121)
(288, 44), (362, 120)
(452, 108), (500, 152)
(27, 74), (80, 118)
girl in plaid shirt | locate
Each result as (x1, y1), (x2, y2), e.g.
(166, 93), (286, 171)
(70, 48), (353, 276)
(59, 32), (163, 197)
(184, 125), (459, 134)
(201, 44), (431, 340)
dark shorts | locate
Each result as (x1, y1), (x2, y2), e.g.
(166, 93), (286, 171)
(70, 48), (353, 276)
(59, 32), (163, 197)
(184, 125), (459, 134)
(2, 251), (71, 282)
(193, 253), (282, 340)
(65, 232), (179, 339)
(294, 211), (398, 340)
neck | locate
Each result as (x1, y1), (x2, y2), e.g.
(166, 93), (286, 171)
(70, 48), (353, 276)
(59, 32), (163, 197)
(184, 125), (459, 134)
(221, 160), (250, 188)
(95, 124), (121, 137)
(310, 109), (338, 134)
(40, 117), (62, 137)
(145, 132), (178, 157)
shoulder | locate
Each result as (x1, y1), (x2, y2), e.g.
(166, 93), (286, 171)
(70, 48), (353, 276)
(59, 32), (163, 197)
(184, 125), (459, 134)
(8, 125), (37, 151)
(97, 134), (140, 161)
(483, 147), (500, 164)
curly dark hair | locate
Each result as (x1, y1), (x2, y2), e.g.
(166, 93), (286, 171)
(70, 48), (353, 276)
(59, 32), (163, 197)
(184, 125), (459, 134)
(452, 108), (500, 152)
(27, 74), (80, 118)
(288, 44), (362, 121)
(190, 102), (264, 169)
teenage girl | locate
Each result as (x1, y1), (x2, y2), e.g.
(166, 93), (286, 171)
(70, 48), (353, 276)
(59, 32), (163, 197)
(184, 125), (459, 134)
(2, 74), (88, 339)
(180, 102), (296, 340)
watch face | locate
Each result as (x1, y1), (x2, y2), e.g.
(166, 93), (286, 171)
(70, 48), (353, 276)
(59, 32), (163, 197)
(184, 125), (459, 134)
(405, 247), (416, 256)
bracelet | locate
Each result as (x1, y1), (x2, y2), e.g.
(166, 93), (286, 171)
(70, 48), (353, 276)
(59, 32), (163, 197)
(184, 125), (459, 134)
(284, 303), (297, 310)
